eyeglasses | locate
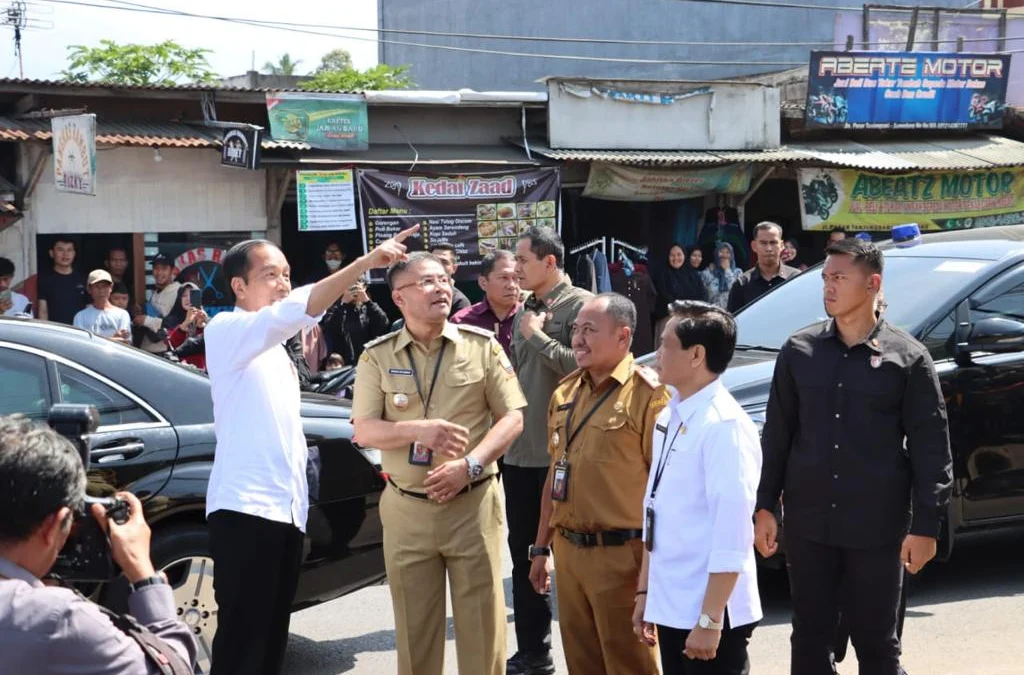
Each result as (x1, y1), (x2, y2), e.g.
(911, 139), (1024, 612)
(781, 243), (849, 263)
(394, 276), (452, 292)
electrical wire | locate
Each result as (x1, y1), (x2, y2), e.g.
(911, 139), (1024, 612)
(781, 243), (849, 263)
(45, 0), (1024, 50)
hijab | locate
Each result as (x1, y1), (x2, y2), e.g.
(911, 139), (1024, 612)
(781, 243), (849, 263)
(711, 242), (738, 293)
(659, 245), (705, 303)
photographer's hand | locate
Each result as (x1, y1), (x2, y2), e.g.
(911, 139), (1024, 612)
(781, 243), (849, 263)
(92, 492), (157, 584)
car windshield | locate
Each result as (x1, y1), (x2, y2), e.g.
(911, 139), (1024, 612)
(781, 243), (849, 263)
(734, 255), (992, 350)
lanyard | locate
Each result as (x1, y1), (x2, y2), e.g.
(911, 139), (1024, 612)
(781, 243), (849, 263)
(406, 341), (448, 418)
(562, 381), (620, 457)
(649, 412), (688, 504)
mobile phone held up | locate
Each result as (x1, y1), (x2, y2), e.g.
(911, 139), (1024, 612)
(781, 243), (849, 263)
(188, 289), (202, 309)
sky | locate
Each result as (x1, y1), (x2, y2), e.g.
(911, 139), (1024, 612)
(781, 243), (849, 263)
(1, 0), (379, 81)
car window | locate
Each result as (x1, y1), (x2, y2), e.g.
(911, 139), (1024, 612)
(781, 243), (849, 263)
(920, 310), (957, 361)
(55, 363), (155, 427)
(972, 281), (1024, 323)
(0, 348), (50, 419)
(733, 255), (991, 350)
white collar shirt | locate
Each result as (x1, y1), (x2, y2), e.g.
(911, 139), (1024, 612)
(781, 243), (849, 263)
(642, 379), (763, 630)
(204, 285), (322, 532)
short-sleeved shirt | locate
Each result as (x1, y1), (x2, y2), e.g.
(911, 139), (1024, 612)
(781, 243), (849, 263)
(352, 322), (528, 491)
(72, 305), (131, 337)
(37, 270), (87, 325)
(546, 354), (671, 532)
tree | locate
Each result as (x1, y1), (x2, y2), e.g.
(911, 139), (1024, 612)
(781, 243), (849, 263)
(62, 40), (217, 86)
(316, 48), (353, 74)
(263, 53), (303, 76)
(301, 64), (414, 91)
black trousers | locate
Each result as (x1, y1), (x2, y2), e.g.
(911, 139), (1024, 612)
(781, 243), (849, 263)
(786, 535), (903, 675)
(208, 510), (305, 675)
(503, 464), (552, 655)
(657, 613), (756, 675)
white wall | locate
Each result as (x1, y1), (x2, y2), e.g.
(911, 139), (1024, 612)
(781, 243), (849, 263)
(27, 146), (266, 235)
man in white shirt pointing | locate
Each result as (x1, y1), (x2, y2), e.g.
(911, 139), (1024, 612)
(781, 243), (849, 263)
(204, 226), (418, 675)
(633, 300), (762, 675)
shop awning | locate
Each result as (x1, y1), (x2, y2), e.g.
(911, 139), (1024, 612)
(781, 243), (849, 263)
(512, 135), (1024, 171)
(0, 117), (224, 147)
(260, 143), (547, 166)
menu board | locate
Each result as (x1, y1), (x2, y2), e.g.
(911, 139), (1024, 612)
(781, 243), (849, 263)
(297, 170), (358, 231)
(358, 168), (560, 282)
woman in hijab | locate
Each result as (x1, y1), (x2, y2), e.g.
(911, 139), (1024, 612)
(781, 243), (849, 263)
(782, 238), (808, 271)
(653, 243), (708, 344)
(701, 241), (743, 309)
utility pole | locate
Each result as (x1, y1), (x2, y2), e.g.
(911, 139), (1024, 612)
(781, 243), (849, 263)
(2, 1), (52, 77)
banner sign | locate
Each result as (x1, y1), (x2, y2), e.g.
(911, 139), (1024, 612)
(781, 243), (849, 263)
(798, 167), (1024, 231)
(221, 128), (261, 170)
(52, 114), (97, 195)
(266, 92), (368, 150)
(584, 162), (752, 201)
(297, 170), (358, 232)
(806, 51), (1011, 130)
(358, 168), (560, 281)
(560, 81), (714, 106)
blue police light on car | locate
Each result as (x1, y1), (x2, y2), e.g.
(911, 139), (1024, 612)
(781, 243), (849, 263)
(891, 223), (922, 248)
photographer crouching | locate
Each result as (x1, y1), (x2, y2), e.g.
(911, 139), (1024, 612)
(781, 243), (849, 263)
(0, 415), (198, 674)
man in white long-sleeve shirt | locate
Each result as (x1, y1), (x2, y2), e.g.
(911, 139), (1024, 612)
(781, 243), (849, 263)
(633, 300), (762, 675)
(203, 226), (417, 675)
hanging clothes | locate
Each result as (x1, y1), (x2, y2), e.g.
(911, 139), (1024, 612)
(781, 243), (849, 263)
(610, 264), (656, 355)
(573, 251), (597, 293)
(698, 207), (749, 271)
(592, 249), (612, 293)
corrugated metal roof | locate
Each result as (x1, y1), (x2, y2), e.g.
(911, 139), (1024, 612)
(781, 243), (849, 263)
(262, 144), (543, 166)
(0, 117), (221, 147)
(0, 77), (356, 95)
(516, 135), (1024, 170)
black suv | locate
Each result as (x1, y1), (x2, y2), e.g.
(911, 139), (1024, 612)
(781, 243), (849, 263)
(642, 225), (1024, 563)
(0, 318), (387, 672)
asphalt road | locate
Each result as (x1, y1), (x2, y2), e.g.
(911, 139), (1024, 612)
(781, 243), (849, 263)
(285, 527), (1024, 674)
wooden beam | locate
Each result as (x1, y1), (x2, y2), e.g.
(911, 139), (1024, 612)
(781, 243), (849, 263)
(22, 144), (49, 202)
(132, 233), (146, 310)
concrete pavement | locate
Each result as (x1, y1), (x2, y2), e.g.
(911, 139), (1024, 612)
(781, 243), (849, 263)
(285, 527), (1024, 674)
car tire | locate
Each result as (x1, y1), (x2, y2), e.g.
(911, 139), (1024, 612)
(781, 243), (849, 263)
(148, 524), (218, 675)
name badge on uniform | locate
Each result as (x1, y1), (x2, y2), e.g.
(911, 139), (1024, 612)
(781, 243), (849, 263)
(409, 442), (432, 466)
(551, 459), (570, 502)
(389, 368), (414, 376)
(644, 505), (656, 552)
(556, 402), (572, 412)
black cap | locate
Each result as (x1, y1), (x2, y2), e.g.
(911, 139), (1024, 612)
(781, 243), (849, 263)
(151, 252), (173, 267)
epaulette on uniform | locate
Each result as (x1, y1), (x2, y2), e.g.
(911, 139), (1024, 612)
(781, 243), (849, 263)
(455, 324), (495, 339)
(634, 364), (661, 389)
(363, 329), (402, 351)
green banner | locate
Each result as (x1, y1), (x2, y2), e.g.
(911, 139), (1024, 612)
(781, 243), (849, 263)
(266, 92), (368, 151)
(583, 162), (752, 201)
(798, 167), (1024, 231)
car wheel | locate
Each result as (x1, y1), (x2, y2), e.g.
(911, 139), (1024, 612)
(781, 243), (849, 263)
(149, 525), (217, 675)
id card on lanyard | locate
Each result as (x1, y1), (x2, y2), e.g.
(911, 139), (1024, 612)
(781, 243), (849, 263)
(645, 415), (686, 552)
(406, 342), (448, 466)
(551, 382), (620, 502)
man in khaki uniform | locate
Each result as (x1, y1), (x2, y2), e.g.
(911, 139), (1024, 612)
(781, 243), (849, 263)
(352, 252), (527, 675)
(529, 293), (670, 675)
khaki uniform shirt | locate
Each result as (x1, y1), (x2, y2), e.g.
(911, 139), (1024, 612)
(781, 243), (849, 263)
(546, 354), (671, 532)
(508, 281), (593, 468)
(352, 322), (528, 491)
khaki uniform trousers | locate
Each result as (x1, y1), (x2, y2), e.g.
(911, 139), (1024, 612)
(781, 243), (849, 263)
(553, 535), (660, 675)
(381, 477), (506, 675)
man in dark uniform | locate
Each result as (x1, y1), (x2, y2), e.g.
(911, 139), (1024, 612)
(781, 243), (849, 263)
(755, 237), (953, 675)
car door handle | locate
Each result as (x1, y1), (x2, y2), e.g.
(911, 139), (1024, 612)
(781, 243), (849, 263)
(91, 441), (145, 462)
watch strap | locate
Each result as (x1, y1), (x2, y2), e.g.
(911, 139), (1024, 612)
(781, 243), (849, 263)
(130, 575), (167, 593)
(698, 613), (724, 630)
(527, 545), (551, 560)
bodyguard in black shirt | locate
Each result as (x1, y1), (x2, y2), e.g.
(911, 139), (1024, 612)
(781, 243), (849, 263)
(726, 222), (800, 314)
(755, 238), (952, 675)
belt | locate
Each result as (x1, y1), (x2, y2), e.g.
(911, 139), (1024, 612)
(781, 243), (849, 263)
(388, 474), (495, 501)
(558, 527), (644, 548)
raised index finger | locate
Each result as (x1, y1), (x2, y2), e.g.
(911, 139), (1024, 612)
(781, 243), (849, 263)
(393, 224), (421, 243)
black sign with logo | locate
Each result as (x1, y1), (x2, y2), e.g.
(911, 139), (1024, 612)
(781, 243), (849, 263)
(221, 128), (261, 170)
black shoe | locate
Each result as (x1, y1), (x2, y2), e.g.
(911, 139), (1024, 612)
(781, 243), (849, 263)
(506, 650), (555, 675)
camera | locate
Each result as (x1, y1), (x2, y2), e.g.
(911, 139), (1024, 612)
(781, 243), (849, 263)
(48, 403), (132, 582)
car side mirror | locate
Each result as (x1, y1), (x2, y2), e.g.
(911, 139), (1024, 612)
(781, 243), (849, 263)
(963, 317), (1024, 354)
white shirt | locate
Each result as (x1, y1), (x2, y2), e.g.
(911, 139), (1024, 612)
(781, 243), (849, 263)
(72, 305), (131, 337)
(204, 285), (322, 532)
(2, 290), (31, 316)
(642, 379), (763, 630)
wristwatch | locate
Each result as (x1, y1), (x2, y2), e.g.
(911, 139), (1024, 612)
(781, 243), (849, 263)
(697, 613), (724, 630)
(527, 545), (551, 560)
(130, 575), (167, 593)
(465, 455), (484, 480)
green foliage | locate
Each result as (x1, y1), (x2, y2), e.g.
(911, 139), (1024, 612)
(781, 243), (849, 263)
(263, 53), (303, 76)
(316, 48), (353, 74)
(300, 64), (414, 91)
(61, 40), (217, 86)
